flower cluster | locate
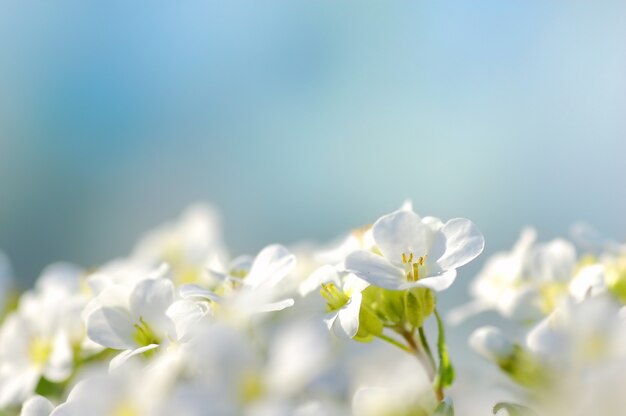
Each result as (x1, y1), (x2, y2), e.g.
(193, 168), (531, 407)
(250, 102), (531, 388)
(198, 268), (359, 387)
(0, 203), (484, 416)
(466, 225), (626, 415)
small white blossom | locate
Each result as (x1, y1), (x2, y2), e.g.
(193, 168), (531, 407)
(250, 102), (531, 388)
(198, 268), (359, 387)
(345, 208), (484, 291)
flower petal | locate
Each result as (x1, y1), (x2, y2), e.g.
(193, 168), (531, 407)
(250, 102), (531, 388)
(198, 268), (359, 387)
(344, 250), (405, 290)
(337, 292), (362, 338)
(44, 331), (73, 382)
(299, 265), (341, 297)
(400, 269), (457, 292)
(0, 367), (40, 408)
(85, 305), (136, 350)
(109, 344), (159, 372)
(372, 210), (432, 267)
(251, 298), (295, 313)
(342, 273), (369, 296)
(179, 284), (221, 302)
(434, 218), (485, 271)
(20, 395), (54, 416)
(323, 312), (339, 331)
(129, 278), (175, 327)
(166, 299), (210, 341)
(245, 244), (296, 289)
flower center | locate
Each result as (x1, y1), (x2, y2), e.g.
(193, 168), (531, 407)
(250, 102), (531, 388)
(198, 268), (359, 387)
(29, 337), (52, 366)
(401, 252), (426, 282)
(113, 402), (139, 416)
(133, 316), (161, 346)
(320, 283), (349, 311)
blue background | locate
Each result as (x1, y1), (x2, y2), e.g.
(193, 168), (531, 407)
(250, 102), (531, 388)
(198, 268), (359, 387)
(1, 1), (625, 289)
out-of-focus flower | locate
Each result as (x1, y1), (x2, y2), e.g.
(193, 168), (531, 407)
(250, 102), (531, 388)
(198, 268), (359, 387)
(133, 204), (226, 285)
(345, 208), (484, 292)
(453, 229), (581, 324)
(180, 244), (296, 320)
(0, 264), (86, 408)
(351, 352), (437, 416)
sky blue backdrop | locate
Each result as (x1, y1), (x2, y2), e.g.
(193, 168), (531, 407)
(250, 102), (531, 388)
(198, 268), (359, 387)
(1, 1), (625, 290)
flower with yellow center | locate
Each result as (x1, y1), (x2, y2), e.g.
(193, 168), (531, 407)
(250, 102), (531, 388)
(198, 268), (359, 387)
(345, 208), (484, 292)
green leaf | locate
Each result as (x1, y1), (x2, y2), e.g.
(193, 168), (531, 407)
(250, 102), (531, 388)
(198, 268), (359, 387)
(433, 397), (454, 416)
(493, 402), (537, 416)
(434, 309), (455, 390)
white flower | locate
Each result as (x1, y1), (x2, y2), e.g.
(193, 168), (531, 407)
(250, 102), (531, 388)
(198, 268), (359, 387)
(0, 264), (86, 408)
(351, 353), (437, 416)
(85, 275), (209, 371)
(345, 208), (484, 291)
(526, 294), (626, 367)
(181, 244), (296, 317)
(318, 270), (369, 339)
(133, 203), (226, 285)
(452, 230), (579, 324)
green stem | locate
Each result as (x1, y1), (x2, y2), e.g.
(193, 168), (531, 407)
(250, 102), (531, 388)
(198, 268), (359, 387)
(433, 308), (453, 402)
(418, 326), (436, 370)
(400, 329), (436, 382)
(376, 333), (412, 353)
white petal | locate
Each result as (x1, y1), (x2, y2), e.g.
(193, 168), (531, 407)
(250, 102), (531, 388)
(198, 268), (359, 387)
(129, 278), (175, 326)
(85, 306), (136, 350)
(20, 395), (53, 416)
(44, 332), (73, 382)
(252, 298), (295, 313)
(531, 239), (576, 282)
(179, 284), (221, 301)
(166, 299), (210, 341)
(399, 199), (413, 212)
(323, 312), (339, 331)
(0, 367), (40, 408)
(344, 250), (405, 290)
(372, 210), (430, 267)
(433, 218), (485, 271)
(342, 273), (369, 296)
(337, 292), (362, 338)
(569, 264), (606, 301)
(299, 265), (341, 297)
(401, 269), (457, 292)
(109, 344), (159, 372)
(245, 244), (296, 289)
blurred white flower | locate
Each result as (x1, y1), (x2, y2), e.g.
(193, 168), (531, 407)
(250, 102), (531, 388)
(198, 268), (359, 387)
(133, 204), (226, 285)
(351, 353), (437, 416)
(453, 229), (579, 324)
(180, 244), (296, 319)
(0, 264), (86, 408)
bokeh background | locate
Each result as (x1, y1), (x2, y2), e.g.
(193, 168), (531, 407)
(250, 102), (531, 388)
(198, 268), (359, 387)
(1, 1), (625, 302)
